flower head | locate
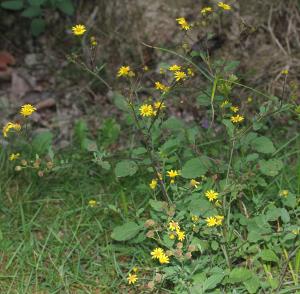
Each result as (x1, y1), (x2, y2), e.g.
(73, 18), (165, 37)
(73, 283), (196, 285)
(218, 2), (231, 10)
(215, 215), (224, 226)
(167, 170), (180, 183)
(177, 230), (185, 241)
(151, 247), (164, 259)
(281, 69), (289, 75)
(155, 81), (169, 92)
(9, 153), (20, 161)
(231, 114), (244, 123)
(169, 220), (180, 231)
(20, 104), (36, 117)
(205, 189), (218, 202)
(158, 254), (170, 264)
(127, 273), (138, 285)
(206, 216), (217, 227)
(176, 17), (190, 30)
(191, 215), (199, 223)
(221, 100), (229, 108)
(90, 36), (97, 46)
(139, 104), (154, 117)
(154, 101), (166, 110)
(201, 7), (213, 14)
(187, 68), (194, 77)
(174, 71), (187, 82)
(279, 190), (289, 197)
(169, 64), (181, 71)
(72, 24), (86, 36)
(2, 122), (21, 137)
(230, 106), (239, 113)
(149, 179), (158, 190)
(190, 179), (200, 188)
(117, 65), (133, 77)
(88, 200), (97, 207)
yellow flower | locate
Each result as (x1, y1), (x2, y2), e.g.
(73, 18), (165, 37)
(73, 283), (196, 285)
(127, 273), (138, 285)
(176, 17), (190, 30)
(139, 104), (154, 117)
(90, 36), (97, 46)
(292, 229), (299, 235)
(169, 220), (180, 231)
(20, 104), (36, 117)
(151, 247), (164, 259)
(159, 68), (166, 74)
(247, 96), (253, 103)
(2, 122), (21, 137)
(149, 179), (158, 190)
(72, 24), (86, 36)
(169, 64), (181, 71)
(9, 153), (20, 161)
(206, 216), (217, 227)
(132, 266), (138, 273)
(155, 81), (169, 92)
(230, 106), (239, 113)
(187, 68), (194, 77)
(177, 230), (185, 241)
(158, 254), (170, 264)
(191, 215), (199, 223)
(88, 200), (97, 207)
(230, 114), (244, 123)
(205, 190), (218, 202)
(117, 66), (131, 77)
(215, 215), (224, 226)
(154, 101), (166, 110)
(174, 71), (187, 82)
(201, 7), (213, 14)
(169, 233), (176, 240)
(279, 190), (289, 197)
(143, 65), (149, 72)
(167, 169), (180, 183)
(190, 179), (200, 188)
(281, 69), (289, 75)
(221, 100), (229, 108)
(218, 2), (231, 10)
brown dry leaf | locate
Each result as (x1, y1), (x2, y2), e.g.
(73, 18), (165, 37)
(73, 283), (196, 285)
(10, 71), (31, 99)
(0, 51), (15, 71)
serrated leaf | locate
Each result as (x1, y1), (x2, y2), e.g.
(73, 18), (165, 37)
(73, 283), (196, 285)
(228, 268), (252, 283)
(259, 249), (279, 263)
(251, 136), (276, 154)
(115, 160), (138, 177)
(111, 222), (141, 241)
(181, 156), (211, 179)
(259, 159), (283, 177)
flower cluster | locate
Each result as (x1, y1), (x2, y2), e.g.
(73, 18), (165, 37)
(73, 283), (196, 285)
(139, 101), (166, 117)
(206, 215), (224, 227)
(117, 65), (135, 78)
(2, 122), (21, 137)
(155, 81), (169, 93)
(151, 247), (170, 264)
(176, 17), (190, 30)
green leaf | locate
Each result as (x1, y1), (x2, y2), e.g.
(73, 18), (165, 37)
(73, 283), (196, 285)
(56, 0), (74, 15)
(115, 160), (138, 177)
(197, 94), (211, 106)
(21, 5), (41, 17)
(181, 156), (211, 179)
(228, 268), (252, 283)
(111, 222), (141, 241)
(32, 131), (53, 154)
(282, 193), (297, 208)
(28, 0), (46, 5)
(243, 275), (261, 294)
(113, 92), (129, 111)
(259, 249), (279, 263)
(202, 273), (225, 291)
(259, 159), (283, 177)
(222, 119), (234, 137)
(30, 18), (45, 36)
(149, 199), (165, 212)
(163, 117), (184, 130)
(251, 136), (276, 154)
(1, 0), (23, 10)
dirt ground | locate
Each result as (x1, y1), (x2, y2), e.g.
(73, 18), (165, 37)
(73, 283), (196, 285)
(0, 0), (299, 146)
